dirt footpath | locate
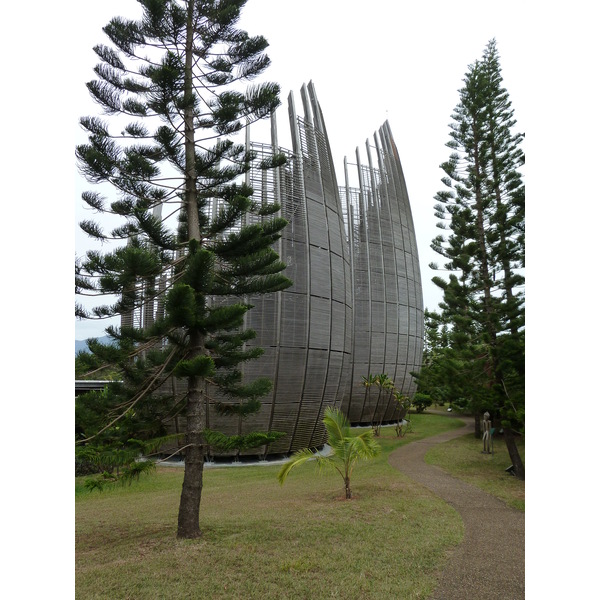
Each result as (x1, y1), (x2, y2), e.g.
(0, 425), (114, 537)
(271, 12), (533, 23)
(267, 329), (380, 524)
(388, 417), (525, 600)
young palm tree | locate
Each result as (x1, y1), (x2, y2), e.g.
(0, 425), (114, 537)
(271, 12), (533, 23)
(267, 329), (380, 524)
(277, 407), (380, 499)
(372, 373), (395, 436)
(393, 392), (412, 438)
(361, 373), (377, 430)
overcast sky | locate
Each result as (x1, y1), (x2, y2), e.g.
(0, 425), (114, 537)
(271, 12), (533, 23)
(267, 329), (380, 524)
(73, 0), (532, 340)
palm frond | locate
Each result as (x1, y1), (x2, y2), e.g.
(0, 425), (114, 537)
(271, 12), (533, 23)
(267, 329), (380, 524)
(277, 448), (321, 485)
(323, 407), (349, 444)
(352, 431), (381, 459)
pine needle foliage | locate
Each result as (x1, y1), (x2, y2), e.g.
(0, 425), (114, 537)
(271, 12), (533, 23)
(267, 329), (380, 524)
(75, 0), (292, 538)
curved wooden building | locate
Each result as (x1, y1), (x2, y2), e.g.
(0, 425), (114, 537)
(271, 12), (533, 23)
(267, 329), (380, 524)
(124, 82), (423, 457)
(206, 84), (423, 454)
(340, 122), (424, 425)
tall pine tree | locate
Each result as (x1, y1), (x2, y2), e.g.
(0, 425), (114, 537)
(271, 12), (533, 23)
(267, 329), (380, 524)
(75, 0), (292, 538)
(428, 39), (525, 479)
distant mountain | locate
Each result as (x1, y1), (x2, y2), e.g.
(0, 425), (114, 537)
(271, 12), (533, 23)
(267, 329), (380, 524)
(75, 335), (113, 354)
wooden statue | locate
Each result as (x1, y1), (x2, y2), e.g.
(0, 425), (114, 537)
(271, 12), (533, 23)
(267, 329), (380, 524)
(482, 411), (492, 454)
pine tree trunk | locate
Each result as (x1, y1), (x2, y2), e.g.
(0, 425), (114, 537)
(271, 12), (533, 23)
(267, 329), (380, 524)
(503, 427), (525, 480)
(177, 430), (205, 538)
(177, 4), (206, 540)
(177, 332), (206, 538)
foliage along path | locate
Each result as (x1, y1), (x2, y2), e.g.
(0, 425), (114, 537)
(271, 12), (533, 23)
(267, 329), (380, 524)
(388, 416), (525, 599)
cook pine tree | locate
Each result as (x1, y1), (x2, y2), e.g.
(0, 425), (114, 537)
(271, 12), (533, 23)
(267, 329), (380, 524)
(428, 39), (525, 478)
(75, 0), (292, 538)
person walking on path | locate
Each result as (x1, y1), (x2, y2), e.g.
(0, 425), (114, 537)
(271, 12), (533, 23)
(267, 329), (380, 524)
(388, 416), (524, 600)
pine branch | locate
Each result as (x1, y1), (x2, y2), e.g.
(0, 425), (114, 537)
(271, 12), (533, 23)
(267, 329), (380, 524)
(76, 344), (179, 444)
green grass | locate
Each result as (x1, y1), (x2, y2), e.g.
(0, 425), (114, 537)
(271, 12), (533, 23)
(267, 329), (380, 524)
(425, 431), (525, 511)
(76, 414), (464, 599)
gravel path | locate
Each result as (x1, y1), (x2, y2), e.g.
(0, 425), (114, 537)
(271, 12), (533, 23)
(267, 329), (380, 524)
(388, 417), (525, 600)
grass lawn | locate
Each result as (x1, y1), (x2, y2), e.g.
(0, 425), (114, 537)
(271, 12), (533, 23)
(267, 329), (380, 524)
(76, 414), (464, 599)
(425, 429), (525, 511)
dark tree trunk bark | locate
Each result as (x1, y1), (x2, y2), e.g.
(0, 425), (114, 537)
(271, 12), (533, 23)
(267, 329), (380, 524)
(345, 477), (352, 499)
(177, 435), (205, 538)
(474, 413), (481, 438)
(177, 330), (206, 538)
(503, 427), (525, 480)
(177, 376), (205, 536)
